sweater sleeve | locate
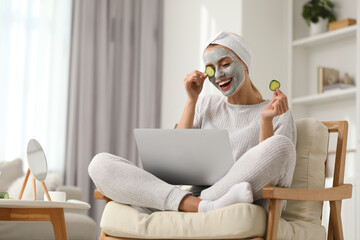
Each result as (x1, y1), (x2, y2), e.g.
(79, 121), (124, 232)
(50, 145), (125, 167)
(273, 109), (297, 146)
(193, 96), (204, 129)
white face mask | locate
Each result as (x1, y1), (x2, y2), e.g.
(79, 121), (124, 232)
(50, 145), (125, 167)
(203, 48), (245, 97)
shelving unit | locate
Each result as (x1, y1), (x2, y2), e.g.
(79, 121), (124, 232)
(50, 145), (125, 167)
(289, 0), (358, 116)
(292, 87), (356, 105)
(293, 25), (356, 48)
(289, 0), (359, 239)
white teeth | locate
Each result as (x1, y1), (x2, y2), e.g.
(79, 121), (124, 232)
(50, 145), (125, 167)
(218, 79), (231, 87)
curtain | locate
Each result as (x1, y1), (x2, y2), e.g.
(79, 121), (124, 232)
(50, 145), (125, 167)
(66, 0), (163, 228)
(0, 0), (72, 176)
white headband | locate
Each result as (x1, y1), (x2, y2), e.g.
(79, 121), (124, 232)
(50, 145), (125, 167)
(203, 31), (252, 72)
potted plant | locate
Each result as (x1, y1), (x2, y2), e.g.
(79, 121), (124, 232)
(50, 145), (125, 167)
(302, 0), (336, 36)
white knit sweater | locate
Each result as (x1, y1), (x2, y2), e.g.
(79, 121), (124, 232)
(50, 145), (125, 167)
(193, 94), (297, 161)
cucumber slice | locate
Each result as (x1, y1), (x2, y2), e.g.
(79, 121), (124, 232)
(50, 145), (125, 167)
(0, 192), (9, 199)
(205, 66), (215, 77)
(269, 80), (280, 91)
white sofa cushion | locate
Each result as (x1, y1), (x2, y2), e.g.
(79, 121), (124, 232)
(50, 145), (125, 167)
(7, 172), (62, 200)
(0, 158), (23, 192)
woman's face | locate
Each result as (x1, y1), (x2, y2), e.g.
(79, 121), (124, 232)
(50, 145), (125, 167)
(203, 46), (246, 97)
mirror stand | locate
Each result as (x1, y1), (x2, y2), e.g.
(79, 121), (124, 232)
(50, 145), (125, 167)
(18, 168), (52, 201)
(31, 174), (36, 200)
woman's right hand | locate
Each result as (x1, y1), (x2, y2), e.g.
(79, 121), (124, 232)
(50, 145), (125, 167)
(184, 70), (207, 101)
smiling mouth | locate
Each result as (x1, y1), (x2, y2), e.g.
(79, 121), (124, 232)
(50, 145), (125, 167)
(217, 78), (233, 91)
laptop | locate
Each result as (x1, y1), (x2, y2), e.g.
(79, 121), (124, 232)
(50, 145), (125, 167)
(134, 129), (234, 186)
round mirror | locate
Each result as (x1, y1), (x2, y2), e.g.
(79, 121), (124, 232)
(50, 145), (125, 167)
(27, 139), (48, 181)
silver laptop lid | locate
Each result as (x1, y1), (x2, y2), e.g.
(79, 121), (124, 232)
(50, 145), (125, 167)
(134, 129), (234, 186)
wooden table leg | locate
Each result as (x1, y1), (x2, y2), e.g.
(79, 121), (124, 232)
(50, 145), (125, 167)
(49, 208), (68, 240)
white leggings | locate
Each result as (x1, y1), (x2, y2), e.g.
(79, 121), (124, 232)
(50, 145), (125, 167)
(88, 134), (296, 213)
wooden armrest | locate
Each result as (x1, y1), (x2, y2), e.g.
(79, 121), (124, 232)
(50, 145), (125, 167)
(262, 184), (352, 201)
(94, 189), (112, 202)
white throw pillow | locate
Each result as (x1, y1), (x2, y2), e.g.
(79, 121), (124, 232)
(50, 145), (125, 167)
(7, 172), (62, 200)
(0, 158), (23, 192)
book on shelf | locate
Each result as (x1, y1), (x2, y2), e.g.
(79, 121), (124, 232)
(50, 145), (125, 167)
(323, 83), (355, 92)
(328, 18), (357, 31)
(318, 67), (340, 93)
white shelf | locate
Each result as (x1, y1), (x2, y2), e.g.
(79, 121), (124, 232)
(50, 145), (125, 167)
(292, 88), (356, 105)
(293, 25), (357, 48)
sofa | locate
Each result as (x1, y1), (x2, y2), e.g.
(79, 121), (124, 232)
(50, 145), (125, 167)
(0, 158), (97, 240)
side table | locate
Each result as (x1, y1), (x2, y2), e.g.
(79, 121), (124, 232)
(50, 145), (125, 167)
(0, 199), (90, 240)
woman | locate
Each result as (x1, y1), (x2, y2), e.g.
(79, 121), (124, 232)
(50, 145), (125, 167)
(89, 31), (296, 214)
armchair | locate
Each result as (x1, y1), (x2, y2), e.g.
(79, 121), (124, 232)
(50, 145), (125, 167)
(94, 119), (352, 240)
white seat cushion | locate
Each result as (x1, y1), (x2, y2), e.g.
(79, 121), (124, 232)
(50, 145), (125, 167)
(101, 201), (325, 239)
(101, 202), (266, 239)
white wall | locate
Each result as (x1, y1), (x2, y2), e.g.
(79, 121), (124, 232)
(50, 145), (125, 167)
(161, 0), (242, 128)
(242, 0), (290, 101)
(161, 0), (289, 128)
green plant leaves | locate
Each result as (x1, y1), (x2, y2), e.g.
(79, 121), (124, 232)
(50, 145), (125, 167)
(302, 0), (336, 27)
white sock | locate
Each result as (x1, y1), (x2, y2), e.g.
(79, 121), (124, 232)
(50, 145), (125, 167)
(198, 182), (253, 213)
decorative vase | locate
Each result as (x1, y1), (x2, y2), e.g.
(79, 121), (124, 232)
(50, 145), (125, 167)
(310, 18), (329, 36)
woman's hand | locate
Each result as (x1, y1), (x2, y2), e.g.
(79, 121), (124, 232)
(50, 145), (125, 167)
(259, 89), (289, 142)
(261, 89), (289, 120)
(184, 70), (207, 101)
(178, 71), (207, 129)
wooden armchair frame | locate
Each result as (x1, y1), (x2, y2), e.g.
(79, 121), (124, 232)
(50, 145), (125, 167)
(94, 121), (352, 240)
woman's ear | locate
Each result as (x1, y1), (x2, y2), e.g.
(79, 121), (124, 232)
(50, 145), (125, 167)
(241, 61), (248, 74)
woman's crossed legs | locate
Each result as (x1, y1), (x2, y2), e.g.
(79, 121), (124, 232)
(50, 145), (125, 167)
(88, 134), (295, 213)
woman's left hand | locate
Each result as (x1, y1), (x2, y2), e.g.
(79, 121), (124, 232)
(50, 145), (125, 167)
(261, 89), (289, 120)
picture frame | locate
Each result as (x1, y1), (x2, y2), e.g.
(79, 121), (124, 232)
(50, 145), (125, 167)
(318, 67), (340, 93)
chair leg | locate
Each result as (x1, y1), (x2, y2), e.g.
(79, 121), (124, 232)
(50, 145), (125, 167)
(328, 201), (343, 240)
(99, 230), (107, 240)
(327, 219), (334, 240)
(266, 199), (281, 240)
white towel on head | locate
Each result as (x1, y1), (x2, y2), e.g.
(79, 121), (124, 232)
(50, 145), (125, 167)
(203, 31), (252, 72)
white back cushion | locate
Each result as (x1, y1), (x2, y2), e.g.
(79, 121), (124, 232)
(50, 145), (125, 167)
(282, 118), (329, 225)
